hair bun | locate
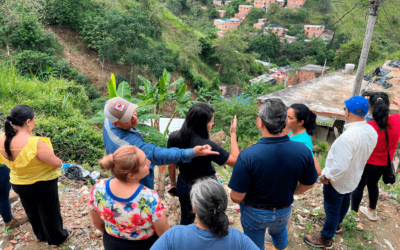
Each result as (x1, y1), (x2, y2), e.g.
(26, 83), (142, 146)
(99, 154), (115, 171)
(6, 116), (14, 122)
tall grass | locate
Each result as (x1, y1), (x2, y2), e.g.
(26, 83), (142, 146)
(0, 63), (104, 165)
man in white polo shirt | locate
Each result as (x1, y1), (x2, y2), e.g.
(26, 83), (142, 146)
(304, 96), (378, 249)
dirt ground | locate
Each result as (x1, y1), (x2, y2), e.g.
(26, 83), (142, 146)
(1, 171), (399, 250)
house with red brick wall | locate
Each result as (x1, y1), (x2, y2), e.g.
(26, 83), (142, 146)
(215, 0), (231, 6)
(264, 24), (285, 36)
(234, 12), (247, 19)
(276, 0), (285, 7)
(286, 64), (330, 86)
(287, 0), (306, 8)
(218, 10), (227, 18)
(239, 5), (253, 14)
(258, 18), (268, 23)
(304, 25), (325, 38)
(254, 0), (275, 9)
(254, 22), (265, 30)
(280, 35), (297, 43)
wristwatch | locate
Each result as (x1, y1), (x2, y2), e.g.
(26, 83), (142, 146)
(171, 181), (177, 185)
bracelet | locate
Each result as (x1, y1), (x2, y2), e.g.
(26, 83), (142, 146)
(171, 181), (176, 185)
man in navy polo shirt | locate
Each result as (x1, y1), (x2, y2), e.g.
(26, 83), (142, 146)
(229, 98), (318, 250)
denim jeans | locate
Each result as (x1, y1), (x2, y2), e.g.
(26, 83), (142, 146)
(0, 166), (12, 223)
(321, 183), (351, 240)
(240, 201), (291, 250)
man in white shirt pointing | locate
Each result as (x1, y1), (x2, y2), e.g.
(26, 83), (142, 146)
(304, 96), (378, 249)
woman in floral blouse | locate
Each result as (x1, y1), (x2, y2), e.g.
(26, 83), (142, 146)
(89, 146), (169, 250)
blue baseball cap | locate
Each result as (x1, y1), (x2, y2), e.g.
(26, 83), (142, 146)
(344, 96), (369, 116)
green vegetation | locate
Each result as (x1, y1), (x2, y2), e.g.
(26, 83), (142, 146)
(0, 64), (104, 165)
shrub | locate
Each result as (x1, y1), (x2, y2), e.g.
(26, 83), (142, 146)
(276, 56), (289, 66)
(0, 63), (103, 165)
(211, 97), (259, 138)
(7, 14), (56, 52)
(250, 62), (265, 74)
(15, 50), (54, 74)
(84, 84), (101, 100)
(115, 74), (129, 87)
(75, 73), (92, 86)
(193, 75), (206, 89)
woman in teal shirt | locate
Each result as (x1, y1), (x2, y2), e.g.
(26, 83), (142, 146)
(286, 103), (322, 175)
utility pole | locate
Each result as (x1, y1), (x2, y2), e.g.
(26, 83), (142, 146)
(352, 0), (380, 97)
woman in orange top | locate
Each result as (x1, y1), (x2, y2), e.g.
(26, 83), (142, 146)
(0, 105), (75, 247)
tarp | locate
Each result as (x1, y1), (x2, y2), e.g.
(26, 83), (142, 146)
(363, 67), (393, 89)
(316, 115), (336, 127)
(388, 61), (400, 68)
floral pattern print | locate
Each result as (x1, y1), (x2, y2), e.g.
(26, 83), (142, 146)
(89, 179), (165, 240)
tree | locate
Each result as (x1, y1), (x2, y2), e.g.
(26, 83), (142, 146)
(213, 33), (254, 78)
(208, 7), (219, 19)
(268, 3), (280, 15)
(287, 41), (308, 61)
(137, 69), (183, 130)
(199, 33), (217, 63)
(246, 8), (264, 23)
(333, 40), (380, 69)
(276, 55), (288, 66)
(97, 10), (156, 89)
(168, 0), (183, 16)
(246, 34), (280, 61)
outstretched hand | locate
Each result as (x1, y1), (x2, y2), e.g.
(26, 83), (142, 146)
(193, 145), (220, 157)
(392, 97), (400, 106)
(230, 115), (237, 134)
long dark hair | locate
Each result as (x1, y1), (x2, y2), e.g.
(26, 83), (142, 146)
(369, 92), (391, 146)
(289, 103), (317, 136)
(4, 105), (35, 160)
(175, 103), (215, 148)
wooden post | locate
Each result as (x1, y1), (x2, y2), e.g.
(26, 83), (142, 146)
(157, 165), (166, 199)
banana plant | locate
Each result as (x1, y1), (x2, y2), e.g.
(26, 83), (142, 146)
(194, 87), (213, 102)
(90, 73), (162, 136)
(164, 79), (198, 135)
(137, 69), (181, 131)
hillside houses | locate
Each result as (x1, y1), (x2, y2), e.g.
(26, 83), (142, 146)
(287, 0), (306, 8)
(214, 18), (243, 30)
(304, 25), (325, 38)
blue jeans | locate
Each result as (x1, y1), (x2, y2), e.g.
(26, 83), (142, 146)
(321, 183), (350, 240)
(240, 201), (291, 250)
(0, 166), (12, 223)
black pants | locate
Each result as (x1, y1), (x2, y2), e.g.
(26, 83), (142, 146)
(12, 178), (68, 245)
(177, 174), (196, 225)
(177, 174), (218, 225)
(351, 163), (386, 212)
(103, 230), (158, 250)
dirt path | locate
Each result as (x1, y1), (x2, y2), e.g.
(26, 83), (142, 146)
(1, 174), (399, 250)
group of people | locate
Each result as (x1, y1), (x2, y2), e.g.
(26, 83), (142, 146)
(0, 91), (399, 250)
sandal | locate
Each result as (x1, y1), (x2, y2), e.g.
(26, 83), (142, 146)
(50, 228), (77, 248)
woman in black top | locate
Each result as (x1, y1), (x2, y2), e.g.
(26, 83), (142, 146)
(167, 103), (239, 225)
